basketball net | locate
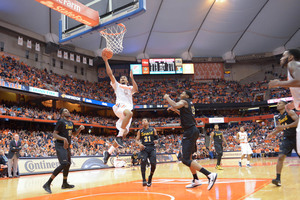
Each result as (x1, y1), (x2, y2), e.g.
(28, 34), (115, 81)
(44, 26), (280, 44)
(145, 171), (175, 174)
(100, 23), (126, 54)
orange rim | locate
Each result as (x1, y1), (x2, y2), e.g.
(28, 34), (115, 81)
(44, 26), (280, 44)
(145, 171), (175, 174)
(99, 23), (126, 36)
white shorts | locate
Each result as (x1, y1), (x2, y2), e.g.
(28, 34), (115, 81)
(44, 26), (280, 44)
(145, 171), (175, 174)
(114, 159), (126, 168)
(113, 103), (133, 133)
(240, 143), (253, 155)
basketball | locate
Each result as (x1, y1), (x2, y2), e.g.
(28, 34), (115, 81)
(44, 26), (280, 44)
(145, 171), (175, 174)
(102, 48), (113, 59)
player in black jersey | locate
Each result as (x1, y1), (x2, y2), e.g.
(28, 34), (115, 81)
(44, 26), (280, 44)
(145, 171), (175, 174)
(267, 101), (299, 186)
(43, 108), (85, 194)
(136, 118), (158, 187)
(209, 124), (228, 170)
(164, 91), (217, 190)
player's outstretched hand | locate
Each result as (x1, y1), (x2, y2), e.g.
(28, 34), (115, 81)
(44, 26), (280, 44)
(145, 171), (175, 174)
(266, 133), (275, 140)
(285, 101), (295, 112)
(269, 79), (280, 88)
(163, 94), (169, 100)
(139, 144), (145, 150)
(102, 54), (108, 62)
(274, 125), (284, 132)
(79, 125), (85, 131)
(167, 107), (174, 111)
(130, 70), (134, 79)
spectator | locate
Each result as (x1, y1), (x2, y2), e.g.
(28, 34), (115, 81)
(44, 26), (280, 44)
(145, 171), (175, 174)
(0, 149), (8, 178)
(7, 134), (21, 178)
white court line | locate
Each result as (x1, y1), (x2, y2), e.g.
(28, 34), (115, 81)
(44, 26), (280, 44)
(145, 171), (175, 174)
(65, 192), (175, 200)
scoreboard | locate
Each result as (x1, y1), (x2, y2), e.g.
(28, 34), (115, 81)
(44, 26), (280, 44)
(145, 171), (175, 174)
(149, 58), (176, 74)
(131, 58), (194, 75)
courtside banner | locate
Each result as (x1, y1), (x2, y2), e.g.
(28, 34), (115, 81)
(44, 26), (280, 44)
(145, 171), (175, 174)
(29, 86), (59, 97)
(19, 156), (110, 175)
(59, 93), (82, 101)
(19, 154), (178, 175)
(35, 0), (99, 26)
(0, 79), (29, 91)
(82, 98), (114, 107)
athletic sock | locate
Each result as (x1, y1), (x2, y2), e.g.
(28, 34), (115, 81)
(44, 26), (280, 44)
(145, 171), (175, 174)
(217, 155), (221, 165)
(148, 174), (153, 183)
(199, 168), (211, 177)
(276, 173), (281, 181)
(63, 178), (68, 184)
(193, 174), (198, 181)
(47, 177), (54, 185)
(246, 161), (250, 165)
(108, 146), (116, 154)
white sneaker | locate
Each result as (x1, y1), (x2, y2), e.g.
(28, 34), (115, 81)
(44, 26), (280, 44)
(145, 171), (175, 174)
(207, 173), (217, 190)
(185, 179), (202, 188)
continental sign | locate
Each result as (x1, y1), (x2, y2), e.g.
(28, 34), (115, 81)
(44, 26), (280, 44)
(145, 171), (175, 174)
(35, 0), (99, 26)
(18, 154), (178, 175)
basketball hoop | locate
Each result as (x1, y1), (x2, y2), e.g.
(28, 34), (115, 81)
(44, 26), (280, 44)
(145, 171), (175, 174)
(100, 23), (126, 54)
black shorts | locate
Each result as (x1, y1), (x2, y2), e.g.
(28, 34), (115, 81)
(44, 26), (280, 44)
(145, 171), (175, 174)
(55, 141), (71, 165)
(139, 146), (156, 165)
(215, 143), (223, 156)
(280, 136), (298, 156)
(182, 126), (199, 160)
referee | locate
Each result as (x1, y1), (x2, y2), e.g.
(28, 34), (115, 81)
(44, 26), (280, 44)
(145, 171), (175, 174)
(43, 108), (85, 194)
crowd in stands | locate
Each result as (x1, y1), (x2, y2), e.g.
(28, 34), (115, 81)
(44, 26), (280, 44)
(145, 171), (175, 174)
(0, 55), (291, 105)
(0, 101), (281, 129)
(0, 119), (281, 161)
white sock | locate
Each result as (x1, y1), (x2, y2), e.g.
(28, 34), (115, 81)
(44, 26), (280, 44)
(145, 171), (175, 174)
(247, 161), (250, 165)
(117, 128), (126, 137)
(108, 146), (116, 154)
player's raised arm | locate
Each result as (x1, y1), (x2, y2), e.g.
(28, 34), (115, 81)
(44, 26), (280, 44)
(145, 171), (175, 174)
(130, 70), (138, 93)
(269, 61), (300, 88)
(163, 94), (186, 109)
(167, 106), (180, 115)
(103, 55), (116, 84)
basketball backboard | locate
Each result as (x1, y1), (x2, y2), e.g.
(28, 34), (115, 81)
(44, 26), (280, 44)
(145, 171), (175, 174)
(59, 0), (146, 43)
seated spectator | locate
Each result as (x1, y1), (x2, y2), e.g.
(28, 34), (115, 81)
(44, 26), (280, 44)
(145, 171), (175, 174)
(0, 149), (8, 178)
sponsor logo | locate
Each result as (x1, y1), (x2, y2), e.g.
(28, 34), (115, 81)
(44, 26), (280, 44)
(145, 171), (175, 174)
(25, 160), (60, 172)
(61, 93), (81, 101)
(24, 160), (75, 172)
(29, 87), (59, 97)
(35, 0), (99, 26)
(84, 98), (92, 103)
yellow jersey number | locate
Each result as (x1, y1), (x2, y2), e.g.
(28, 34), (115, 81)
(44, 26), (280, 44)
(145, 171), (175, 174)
(144, 136), (151, 143)
(191, 105), (195, 115)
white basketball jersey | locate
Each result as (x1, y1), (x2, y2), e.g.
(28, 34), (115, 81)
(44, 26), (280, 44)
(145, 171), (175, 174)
(288, 69), (300, 110)
(238, 131), (248, 143)
(111, 81), (133, 107)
